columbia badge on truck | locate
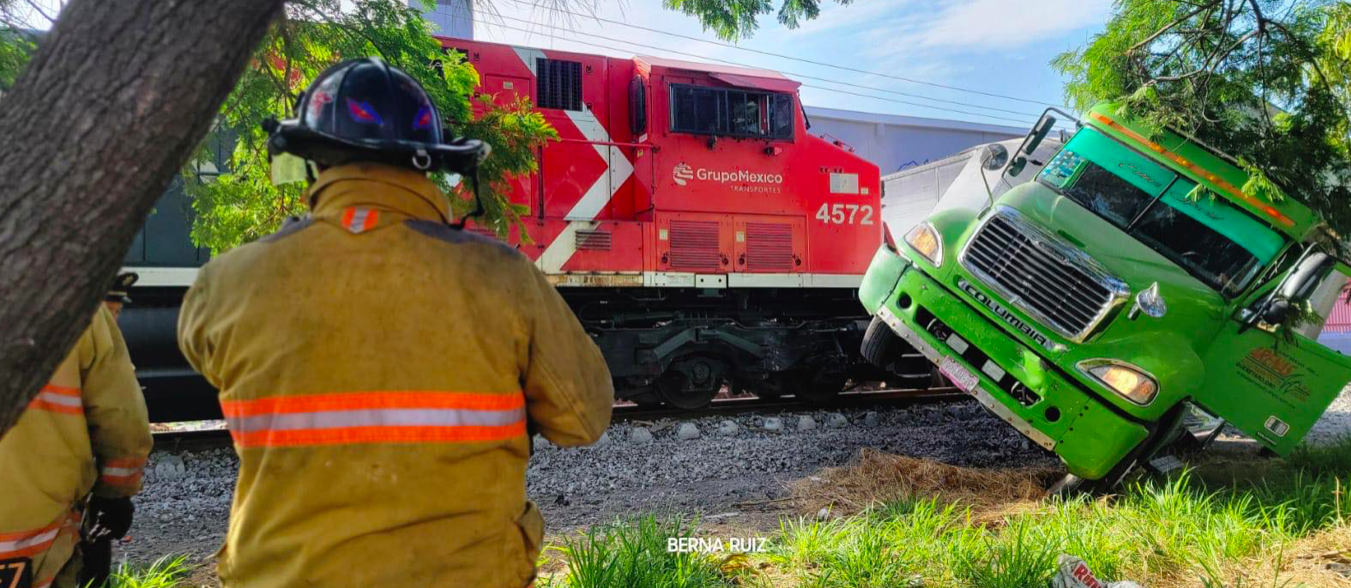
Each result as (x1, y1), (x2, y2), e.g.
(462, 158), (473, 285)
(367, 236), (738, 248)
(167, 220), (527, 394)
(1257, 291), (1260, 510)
(958, 278), (1058, 352)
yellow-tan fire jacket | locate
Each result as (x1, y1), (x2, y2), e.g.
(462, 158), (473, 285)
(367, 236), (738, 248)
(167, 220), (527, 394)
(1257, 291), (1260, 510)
(0, 304), (151, 587)
(178, 162), (615, 588)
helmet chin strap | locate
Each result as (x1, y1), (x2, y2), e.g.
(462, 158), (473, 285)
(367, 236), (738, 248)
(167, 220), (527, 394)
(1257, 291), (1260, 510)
(450, 165), (485, 231)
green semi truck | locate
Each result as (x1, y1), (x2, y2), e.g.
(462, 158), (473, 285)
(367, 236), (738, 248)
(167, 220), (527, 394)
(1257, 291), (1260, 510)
(859, 102), (1351, 491)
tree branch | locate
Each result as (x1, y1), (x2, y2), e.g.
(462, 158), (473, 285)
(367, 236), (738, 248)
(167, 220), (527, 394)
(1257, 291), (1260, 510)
(1151, 25), (1258, 83)
(20, 0), (54, 23)
(0, 0), (285, 435)
(1128, 0), (1218, 55)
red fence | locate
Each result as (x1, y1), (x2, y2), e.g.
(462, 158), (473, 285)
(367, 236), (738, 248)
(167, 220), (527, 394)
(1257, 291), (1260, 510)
(1327, 290), (1351, 333)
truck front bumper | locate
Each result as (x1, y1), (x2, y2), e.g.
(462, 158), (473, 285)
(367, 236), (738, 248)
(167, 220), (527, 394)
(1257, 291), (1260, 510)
(874, 264), (1149, 480)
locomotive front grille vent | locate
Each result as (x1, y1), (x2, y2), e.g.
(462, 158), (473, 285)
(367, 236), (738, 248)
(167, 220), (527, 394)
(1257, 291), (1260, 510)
(745, 222), (794, 272)
(575, 230), (612, 251)
(668, 220), (721, 270)
(960, 208), (1126, 342)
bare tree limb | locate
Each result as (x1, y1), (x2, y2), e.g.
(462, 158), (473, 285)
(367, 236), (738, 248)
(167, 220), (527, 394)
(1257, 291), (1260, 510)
(20, 0), (54, 24)
(1128, 0), (1218, 55)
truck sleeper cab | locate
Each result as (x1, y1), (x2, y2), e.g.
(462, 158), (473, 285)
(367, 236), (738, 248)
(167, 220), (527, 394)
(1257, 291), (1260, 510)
(859, 102), (1351, 487)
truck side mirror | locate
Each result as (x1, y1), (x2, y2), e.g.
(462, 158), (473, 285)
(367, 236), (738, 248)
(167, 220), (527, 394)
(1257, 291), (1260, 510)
(981, 144), (1009, 170)
(629, 76), (647, 136)
(1280, 251), (1332, 302)
(1005, 113), (1056, 178)
(1262, 298), (1293, 325)
(1251, 251), (1333, 328)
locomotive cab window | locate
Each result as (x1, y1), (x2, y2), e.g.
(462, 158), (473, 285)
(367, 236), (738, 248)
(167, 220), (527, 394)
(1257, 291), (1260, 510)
(669, 84), (793, 140)
(536, 58), (583, 111)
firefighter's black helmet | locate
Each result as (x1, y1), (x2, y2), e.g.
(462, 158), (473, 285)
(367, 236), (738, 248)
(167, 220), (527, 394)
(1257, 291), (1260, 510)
(266, 57), (488, 173)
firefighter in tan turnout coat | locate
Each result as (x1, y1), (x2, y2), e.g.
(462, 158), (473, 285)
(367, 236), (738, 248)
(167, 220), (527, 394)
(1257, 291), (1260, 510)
(177, 58), (614, 588)
(0, 274), (152, 588)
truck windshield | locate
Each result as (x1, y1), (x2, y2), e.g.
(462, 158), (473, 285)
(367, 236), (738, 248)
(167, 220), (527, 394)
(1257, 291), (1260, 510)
(1038, 127), (1284, 297)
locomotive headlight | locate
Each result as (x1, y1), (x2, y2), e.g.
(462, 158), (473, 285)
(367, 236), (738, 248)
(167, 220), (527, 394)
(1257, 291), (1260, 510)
(1078, 360), (1157, 405)
(904, 222), (943, 267)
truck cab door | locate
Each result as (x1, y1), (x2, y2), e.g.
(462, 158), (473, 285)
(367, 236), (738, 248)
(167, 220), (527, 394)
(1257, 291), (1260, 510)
(1196, 258), (1351, 454)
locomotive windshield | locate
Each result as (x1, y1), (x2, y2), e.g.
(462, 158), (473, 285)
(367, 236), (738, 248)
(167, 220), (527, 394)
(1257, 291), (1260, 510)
(1037, 127), (1283, 297)
(670, 83), (793, 140)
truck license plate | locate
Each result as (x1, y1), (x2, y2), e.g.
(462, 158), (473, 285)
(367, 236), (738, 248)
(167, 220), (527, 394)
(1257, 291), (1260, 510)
(939, 356), (979, 392)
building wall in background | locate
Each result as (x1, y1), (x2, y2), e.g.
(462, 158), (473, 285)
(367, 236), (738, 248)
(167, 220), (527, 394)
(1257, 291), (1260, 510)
(419, 0), (473, 39)
(804, 106), (1025, 176)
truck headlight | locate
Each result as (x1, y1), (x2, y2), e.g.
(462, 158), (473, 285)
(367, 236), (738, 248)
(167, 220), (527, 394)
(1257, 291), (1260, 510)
(1078, 360), (1157, 405)
(904, 222), (943, 267)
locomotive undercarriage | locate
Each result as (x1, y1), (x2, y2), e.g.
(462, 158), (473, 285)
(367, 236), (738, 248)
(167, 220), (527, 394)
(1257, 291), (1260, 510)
(119, 284), (935, 421)
(562, 286), (934, 409)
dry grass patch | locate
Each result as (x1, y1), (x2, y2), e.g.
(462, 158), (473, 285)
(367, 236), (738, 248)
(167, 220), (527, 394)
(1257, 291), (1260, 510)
(1250, 525), (1351, 588)
(790, 448), (1060, 516)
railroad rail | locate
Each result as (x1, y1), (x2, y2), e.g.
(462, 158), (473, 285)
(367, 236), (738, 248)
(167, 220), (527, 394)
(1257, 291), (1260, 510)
(149, 387), (966, 449)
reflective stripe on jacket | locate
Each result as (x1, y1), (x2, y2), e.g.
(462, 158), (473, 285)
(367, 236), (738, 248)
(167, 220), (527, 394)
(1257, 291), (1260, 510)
(0, 306), (152, 564)
(178, 162), (615, 588)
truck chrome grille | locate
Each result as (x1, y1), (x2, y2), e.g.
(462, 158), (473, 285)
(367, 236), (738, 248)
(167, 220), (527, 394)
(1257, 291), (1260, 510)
(960, 208), (1127, 341)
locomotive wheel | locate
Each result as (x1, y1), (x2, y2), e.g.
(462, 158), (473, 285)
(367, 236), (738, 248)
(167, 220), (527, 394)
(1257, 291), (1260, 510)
(656, 358), (725, 410)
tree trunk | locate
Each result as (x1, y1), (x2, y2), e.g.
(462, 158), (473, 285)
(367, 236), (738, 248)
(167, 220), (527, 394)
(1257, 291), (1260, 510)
(0, 0), (284, 436)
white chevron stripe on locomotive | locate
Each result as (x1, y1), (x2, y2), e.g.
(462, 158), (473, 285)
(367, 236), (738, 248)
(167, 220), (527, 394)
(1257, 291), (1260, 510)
(511, 46), (634, 274)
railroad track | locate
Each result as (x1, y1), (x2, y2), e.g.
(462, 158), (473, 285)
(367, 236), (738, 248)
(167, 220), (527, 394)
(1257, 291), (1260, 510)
(151, 387), (967, 449)
(612, 387), (963, 422)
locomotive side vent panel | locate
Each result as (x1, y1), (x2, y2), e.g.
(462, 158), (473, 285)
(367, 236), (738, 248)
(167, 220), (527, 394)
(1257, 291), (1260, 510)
(669, 220), (721, 270)
(536, 58), (583, 111)
(745, 222), (794, 272)
(575, 229), (612, 251)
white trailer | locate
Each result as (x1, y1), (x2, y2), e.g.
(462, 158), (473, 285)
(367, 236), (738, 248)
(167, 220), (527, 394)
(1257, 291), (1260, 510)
(879, 137), (1064, 238)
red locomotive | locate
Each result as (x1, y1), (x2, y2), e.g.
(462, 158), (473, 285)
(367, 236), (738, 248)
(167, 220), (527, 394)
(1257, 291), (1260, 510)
(120, 39), (920, 418)
(442, 39), (892, 408)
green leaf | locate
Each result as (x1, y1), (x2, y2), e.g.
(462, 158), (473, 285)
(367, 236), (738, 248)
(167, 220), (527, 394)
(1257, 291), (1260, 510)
(172, 0), (556, 253)
(1054, 0), (1351, 232)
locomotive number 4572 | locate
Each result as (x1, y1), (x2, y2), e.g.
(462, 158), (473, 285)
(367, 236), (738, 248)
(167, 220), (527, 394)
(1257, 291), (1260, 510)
(815, 203), (875, 225)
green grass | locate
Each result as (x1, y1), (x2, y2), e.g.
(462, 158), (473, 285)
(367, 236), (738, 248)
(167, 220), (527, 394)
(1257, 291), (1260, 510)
(102, 446), (1351, 588)
(539, 514), (748, 588)
(952, 519), (1058, 588)
(543, 453), (1351, 588)
(1288, 435), (1351, 477)
(106, 555), (194, 588)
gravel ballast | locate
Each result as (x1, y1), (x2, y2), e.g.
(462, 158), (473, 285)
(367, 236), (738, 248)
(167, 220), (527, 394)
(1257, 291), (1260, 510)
(123, 390), (1351, 567)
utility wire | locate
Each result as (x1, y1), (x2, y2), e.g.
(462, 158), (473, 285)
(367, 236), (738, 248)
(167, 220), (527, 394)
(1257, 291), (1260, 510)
(473, 18), (1053, 127)
(489, 13), (1043, 119)
(498, 0), (1069, 109)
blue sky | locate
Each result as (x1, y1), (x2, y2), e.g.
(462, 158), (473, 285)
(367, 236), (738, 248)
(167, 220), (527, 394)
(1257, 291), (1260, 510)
(474, 0), (1114, 131)
(16, 0), (1113, 130)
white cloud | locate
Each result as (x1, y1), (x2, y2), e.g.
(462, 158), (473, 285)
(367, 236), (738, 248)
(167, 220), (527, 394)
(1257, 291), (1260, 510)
(911, 0), (1111, 50)
(467, 0), (1074, 124)
(787, 0), (921, 36)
